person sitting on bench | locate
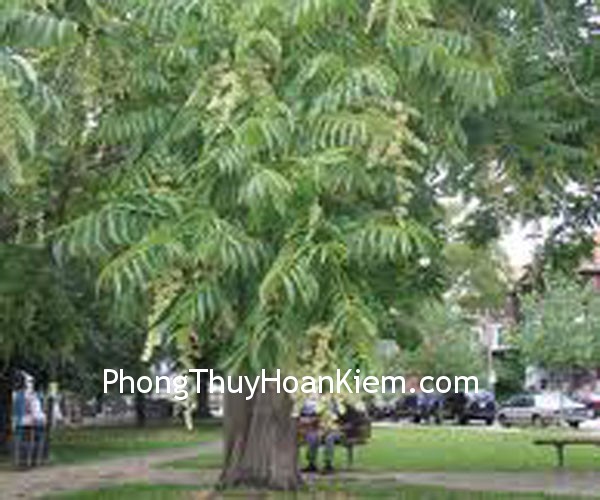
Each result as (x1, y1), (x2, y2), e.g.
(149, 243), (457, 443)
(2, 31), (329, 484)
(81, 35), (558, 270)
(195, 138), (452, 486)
(299, 395), (340, 474)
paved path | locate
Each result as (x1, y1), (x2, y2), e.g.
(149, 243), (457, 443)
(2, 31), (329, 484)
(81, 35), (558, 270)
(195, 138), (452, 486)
(2, 443), (600, 498)
(0, 443), (220, 499)
(332, 471), (600, 498)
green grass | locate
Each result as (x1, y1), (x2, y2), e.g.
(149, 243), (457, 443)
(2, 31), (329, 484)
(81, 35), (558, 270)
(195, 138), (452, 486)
(45, 421), (221, 465)
(0, 421), (220, 469)
(31, 425), (600, 498)
(164, 425), (600, 472)
(352, 426), (600, 472)
(46, 482), (588, 499)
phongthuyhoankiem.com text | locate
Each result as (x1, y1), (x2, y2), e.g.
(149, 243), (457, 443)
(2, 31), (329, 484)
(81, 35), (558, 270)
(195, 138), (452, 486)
(103, 369), (479, 401)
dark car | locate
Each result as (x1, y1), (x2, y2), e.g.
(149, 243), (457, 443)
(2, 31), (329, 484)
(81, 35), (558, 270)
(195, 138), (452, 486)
(367, 398), (395, 420)
(442, 390), (496, 425)
(395, 392), (443, 423)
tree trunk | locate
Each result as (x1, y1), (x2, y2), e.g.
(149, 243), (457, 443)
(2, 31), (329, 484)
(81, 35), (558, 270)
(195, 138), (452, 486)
(0, 376), (11, 455)
(135, 392), (146, 427)
(196, 373), (212, 419)
(219, 382), (300, 490)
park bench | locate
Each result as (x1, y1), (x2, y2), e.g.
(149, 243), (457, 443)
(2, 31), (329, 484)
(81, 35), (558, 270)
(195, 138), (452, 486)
(533, 436), (600, 468)
(339, 417), (372, 466)
(297, 414), (371, 468)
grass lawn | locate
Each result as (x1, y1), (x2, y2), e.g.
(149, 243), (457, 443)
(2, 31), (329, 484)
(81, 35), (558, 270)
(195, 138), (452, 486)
(26, 424), (600, 498)
(165, 425), (600, 472)
(0, 420), (222, 467)
(353, 426), (600, 472)
(46, 482), (589, 499)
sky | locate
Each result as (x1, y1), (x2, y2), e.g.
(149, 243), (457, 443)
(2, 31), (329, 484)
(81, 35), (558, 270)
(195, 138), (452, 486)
(499, 220), (545, 273)
(443, 194), (549, 275)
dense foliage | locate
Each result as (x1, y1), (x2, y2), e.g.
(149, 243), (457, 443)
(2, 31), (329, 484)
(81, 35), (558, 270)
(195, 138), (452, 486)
(47, 0), (505, 377)
(2, 0), (600, 487)
(519, 274), (600, 379)
(400, 301), (486, 385)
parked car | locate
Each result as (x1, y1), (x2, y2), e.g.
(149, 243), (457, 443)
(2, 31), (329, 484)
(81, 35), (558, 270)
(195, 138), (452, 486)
(395, 392), (443, 423)
(573, 392), (600, 418)
(368, 398), (395, 420)
(441, 390), (496, 425)
(497, 393), (592, 428)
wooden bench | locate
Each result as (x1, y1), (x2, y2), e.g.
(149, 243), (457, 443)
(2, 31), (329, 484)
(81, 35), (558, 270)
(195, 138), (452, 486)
(533, 437), (600, 467)
(339, 419), (371, 466)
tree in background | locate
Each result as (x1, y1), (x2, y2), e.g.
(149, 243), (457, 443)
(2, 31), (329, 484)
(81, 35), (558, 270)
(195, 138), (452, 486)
(444, 242), (510, 312)
(401, 301), (486, 387)
(0, 0), (159, 440)
(493, 350), (526, 401)
(444, 0), (600, 265)
(0, 0), (81, 451)
(519, 274), (600, 388)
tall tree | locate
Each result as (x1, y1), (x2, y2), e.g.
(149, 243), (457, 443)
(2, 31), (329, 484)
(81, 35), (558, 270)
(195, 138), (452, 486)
(0, 0), (82, 451)
(54, 0), (501, 488)
(454, 0), (600, 248)
(400, 301), (486, 385)
(519, 274), (600, 387)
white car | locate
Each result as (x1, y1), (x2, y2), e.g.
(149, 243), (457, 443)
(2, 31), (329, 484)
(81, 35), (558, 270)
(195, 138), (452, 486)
(497, 393), (592, 428)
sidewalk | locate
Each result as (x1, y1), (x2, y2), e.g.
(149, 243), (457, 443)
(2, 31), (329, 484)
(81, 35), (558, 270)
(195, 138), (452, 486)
(0, 443), (220, 499)
(345, 471), (600, 497)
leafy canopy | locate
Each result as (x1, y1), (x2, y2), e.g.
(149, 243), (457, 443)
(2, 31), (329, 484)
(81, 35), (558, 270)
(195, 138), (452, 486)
(52, 0), (502, 375)
(519, 274), (600, 374)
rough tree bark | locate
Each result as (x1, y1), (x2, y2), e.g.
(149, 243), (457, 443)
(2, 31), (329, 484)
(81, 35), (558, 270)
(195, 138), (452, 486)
(0, 375), (11, 455)
(134, 392), (146, 427)
(196, 372), (212, 419)
(219, 381), (300, 490)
